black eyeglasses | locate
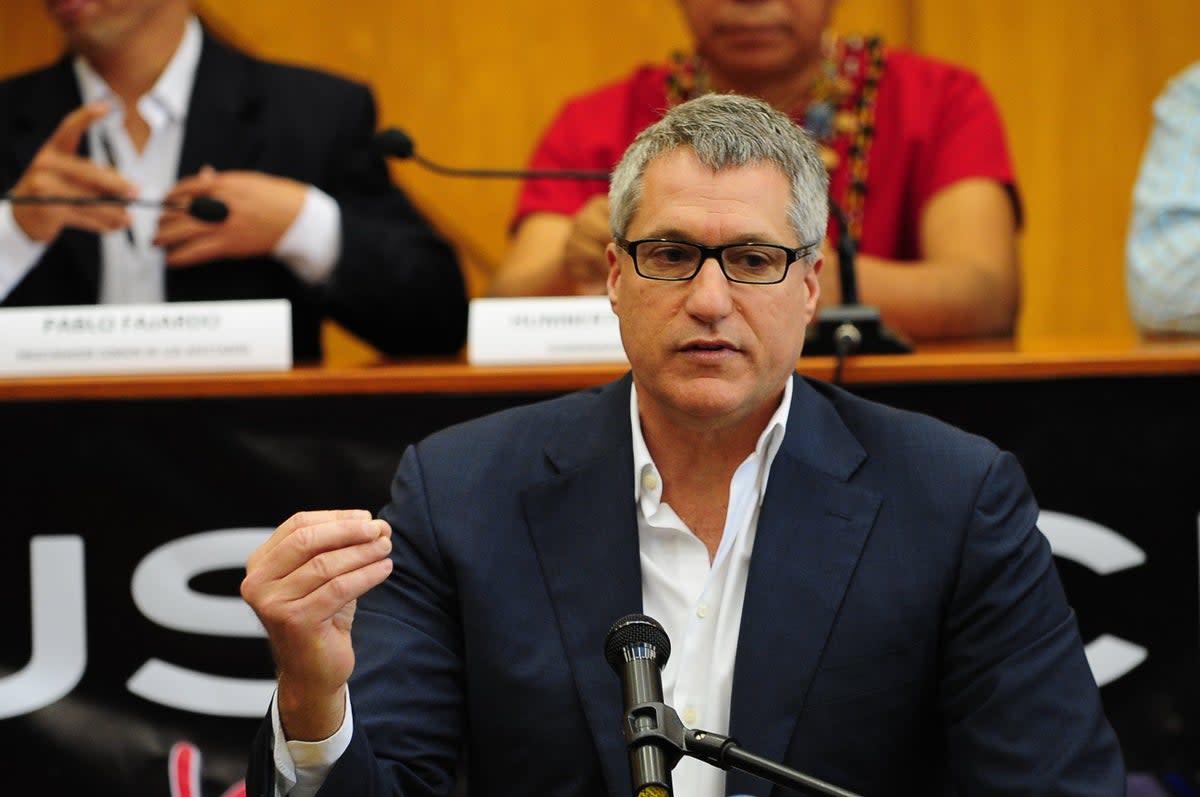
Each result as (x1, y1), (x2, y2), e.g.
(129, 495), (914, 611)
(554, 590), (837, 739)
(617, 238), (821, 284)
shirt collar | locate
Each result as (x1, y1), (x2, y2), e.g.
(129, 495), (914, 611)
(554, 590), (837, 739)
(630, 376), (793, 509)
(72, 15), (203, 126)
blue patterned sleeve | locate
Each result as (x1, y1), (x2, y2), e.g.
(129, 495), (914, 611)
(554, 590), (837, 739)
(1126, 61), (1200, 333)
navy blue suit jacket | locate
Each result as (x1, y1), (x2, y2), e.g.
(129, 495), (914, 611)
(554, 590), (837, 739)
(0, 32), (467, 361)
(250, 373), (1123, 796)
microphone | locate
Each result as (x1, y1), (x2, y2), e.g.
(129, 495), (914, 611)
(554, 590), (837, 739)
(604, 613), (680, 797)
(3, 194), (230, 223)
(603, 614), (864, 797)
(804, 199), (911, 364)
(373, 127), (611, 181)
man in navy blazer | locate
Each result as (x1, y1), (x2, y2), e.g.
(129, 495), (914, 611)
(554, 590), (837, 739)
(242, 94), (1123, 795)
(0, 0), (466, 361)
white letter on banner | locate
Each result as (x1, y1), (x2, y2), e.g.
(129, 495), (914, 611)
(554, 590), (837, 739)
(0, 536), (86, 718)
(1039, 510), (1147, 686)
(127, 528), (274, 716)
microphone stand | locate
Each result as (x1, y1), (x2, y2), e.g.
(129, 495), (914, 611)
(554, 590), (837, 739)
(804, 201), (911, 376)
(3, 193), (230, 223)
(622, 701), (863, 797)
(373, 127), (610, 181)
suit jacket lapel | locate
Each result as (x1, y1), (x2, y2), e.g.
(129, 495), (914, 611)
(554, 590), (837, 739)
(178, 32), (261, 180)
(522, 375), (883, 796)
(169, 32), (261, 301)
(727, 377), (882, 796)
(523, 376), (643, 797)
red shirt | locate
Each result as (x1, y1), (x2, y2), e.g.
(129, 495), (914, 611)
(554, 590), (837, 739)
(513, 46), (1019, 260)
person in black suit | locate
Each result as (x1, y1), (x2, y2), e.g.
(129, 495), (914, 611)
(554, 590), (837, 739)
(0, 0), (466, 361)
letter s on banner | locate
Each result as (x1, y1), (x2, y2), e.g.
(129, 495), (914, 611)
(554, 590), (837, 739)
(127, 528), (275, 717)
(1038, 510), (1147, 687)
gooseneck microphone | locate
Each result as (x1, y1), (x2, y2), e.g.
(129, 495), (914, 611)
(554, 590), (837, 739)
(830, 201), (863, 308)
(2, 193), (230, 223)
(603, 613), (863, 797)
(605, 614), (680, 797)
(373, 127), (611, 181)
(804, 198), (911, 379)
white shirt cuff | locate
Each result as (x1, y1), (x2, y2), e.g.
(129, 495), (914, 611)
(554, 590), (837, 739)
(0, 201), (50, 301)
(272, 186), (342, 286)
(270, 687), (354, 797)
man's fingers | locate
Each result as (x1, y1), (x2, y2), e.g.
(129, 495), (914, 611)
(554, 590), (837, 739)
(246, 511), (384, 582)
(47, 101), (110, 154)
(162, 234), (228, 267)
(11, 194), (131, 240)
(20, 146), (135, 200)
(40, 149), (138, 198)
(253, 509), (374, 561)
(27, 171), (133, 230)
(166, 165), (219, 203)
(59, 205), (133, 234)
(153, 214), (207, 248)
(246, 536), (393, 636)
(276, 536), (394, 615)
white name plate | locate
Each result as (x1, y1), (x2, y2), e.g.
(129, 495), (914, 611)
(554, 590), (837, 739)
(0, 300), (293, 377)
(467, 296), (627, 365)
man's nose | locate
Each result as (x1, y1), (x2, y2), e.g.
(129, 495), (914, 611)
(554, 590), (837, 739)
(685, 256), (735, 317)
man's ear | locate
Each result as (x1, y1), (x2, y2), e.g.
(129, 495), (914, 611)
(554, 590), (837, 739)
(804, 255), (823, 319)
(606, 241), (621, 310)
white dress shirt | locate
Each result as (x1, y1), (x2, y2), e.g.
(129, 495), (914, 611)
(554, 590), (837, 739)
(0, 16), (340, 303)
(632, 378), (791, 797)
(272, 378), (793, 797)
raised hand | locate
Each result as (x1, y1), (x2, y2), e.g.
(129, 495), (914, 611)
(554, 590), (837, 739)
(240, 509), (393, 741)
(9, 102), (136, 242)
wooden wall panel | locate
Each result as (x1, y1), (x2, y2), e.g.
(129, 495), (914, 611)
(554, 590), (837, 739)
(912, 0), (1200, 339)
(0, 0), (62, 74)
(4, 0), (1191, 343)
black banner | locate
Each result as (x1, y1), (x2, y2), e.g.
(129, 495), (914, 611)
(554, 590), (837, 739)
(1, 373), (1196, 794)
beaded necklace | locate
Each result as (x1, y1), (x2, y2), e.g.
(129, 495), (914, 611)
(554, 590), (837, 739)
(664, 35), (885, 247)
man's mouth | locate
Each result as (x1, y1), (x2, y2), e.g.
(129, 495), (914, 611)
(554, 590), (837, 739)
(682, 340), (736, 353)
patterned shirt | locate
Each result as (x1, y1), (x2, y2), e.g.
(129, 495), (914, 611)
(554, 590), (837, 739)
(1127, 61), (1200, 333)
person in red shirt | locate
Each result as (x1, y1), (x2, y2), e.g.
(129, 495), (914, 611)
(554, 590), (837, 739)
(490, 0), (1020, 341)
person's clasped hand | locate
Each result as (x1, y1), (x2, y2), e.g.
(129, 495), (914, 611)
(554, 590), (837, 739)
(562, 195), (612, 294)
(9, 102), (136, 242)
(155, 165), (307, 266)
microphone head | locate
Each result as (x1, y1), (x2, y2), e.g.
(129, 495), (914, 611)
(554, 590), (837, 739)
(604, 613), (671, 671)
(188, 196), (229, 223)
(373, 127), (415, 160)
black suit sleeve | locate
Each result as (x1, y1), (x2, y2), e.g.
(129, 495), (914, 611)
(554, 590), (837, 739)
(319, 83), (468, 357)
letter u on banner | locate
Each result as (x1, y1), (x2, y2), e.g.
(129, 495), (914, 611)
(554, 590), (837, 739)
(0, 536), (86, 719)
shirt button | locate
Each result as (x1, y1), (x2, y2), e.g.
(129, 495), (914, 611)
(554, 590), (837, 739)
(696, 604), (708, 618)
(682, 708), (697, 725)
(642, 472), (659, 491)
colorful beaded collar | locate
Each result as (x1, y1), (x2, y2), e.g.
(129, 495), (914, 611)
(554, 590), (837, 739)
(665, 35), (885, 247)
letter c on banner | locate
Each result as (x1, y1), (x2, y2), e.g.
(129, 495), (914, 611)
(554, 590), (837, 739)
(127, 528), (275, 717)
(1038, 510), (1147, 686)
